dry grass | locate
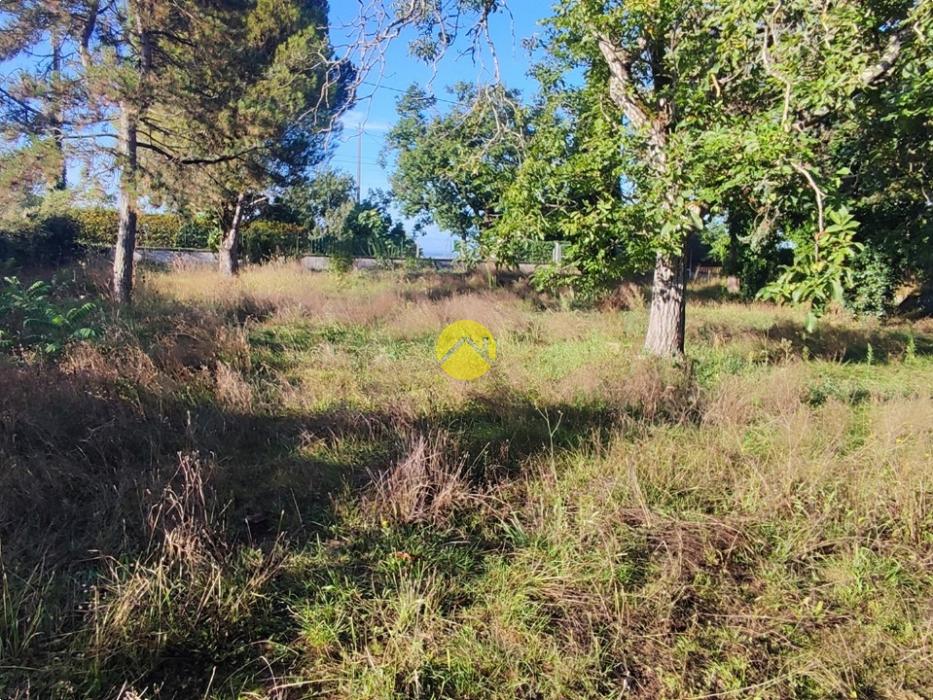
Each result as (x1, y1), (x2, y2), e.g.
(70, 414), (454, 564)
(89, 453), (285, 679)
(362, 432), (482, 526)
(1, 266), (931, 699)
(599, 281), (647, 311)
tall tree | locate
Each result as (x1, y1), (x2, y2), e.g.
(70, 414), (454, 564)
(828, 0), (932, 313)
(2, 0), (347, 296)
(384, 83), (527, 245)
(508, 0), (925, 356)
(0, 0), (230, 303)
(63, 0), (197, 304)
(491, 66), (647, 297)
(142, 0), (351, 276)
(2, 0), (163, 296)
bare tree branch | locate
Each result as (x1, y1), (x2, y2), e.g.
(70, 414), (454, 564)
(859, 23), (913, 86)
(596, 35), (651, 131)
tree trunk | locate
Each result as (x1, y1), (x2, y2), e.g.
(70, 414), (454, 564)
(644, 246), (688, 358)
(48, 32), (66, 191)
(219, 192), (246, 276)
(725, 216), (741, 295)
(597, 31), (695, 358)
(112, 5), (152, 304)
(113, 102), (138, 305)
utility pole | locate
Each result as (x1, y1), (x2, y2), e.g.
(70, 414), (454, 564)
(356, 128), (363, 203)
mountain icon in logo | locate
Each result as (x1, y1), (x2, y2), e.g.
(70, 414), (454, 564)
(435, 320), (496, 381)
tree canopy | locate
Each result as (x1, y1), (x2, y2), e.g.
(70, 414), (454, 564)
(384, 83), (528, 244)
(1, 0), (352, 293)
(277, 170), (417, 257)
(140, 0), (351, 275)
(489, 0), (931, 350)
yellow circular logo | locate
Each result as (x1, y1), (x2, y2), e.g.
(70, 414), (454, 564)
(435, 320), (496, 381)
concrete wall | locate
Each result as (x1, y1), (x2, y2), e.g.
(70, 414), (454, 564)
(298, 256), (461, 272)
(133, 248), (217, 266)
(111, 248), (543, 274)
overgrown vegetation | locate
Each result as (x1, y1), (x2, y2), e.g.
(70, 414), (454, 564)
(0, 263), (930, 699)
(2, 1), (930, 696)
(0, 275), (97, 357)
(0, 197), (420, 268)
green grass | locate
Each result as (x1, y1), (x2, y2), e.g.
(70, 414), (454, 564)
(0, 262), (931, 699)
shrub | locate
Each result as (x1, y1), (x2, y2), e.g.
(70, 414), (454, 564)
(0, 216), (80, 265)
(760, 208), (863, 331)
(513, 239), (558, 264)
(139, 213), (184, 247)
(328, 247), (354, 273)
(69, 207), (118, 246)
(208, 220), (303, 263)
(175, 217), (216, 249)
(454, 239), (484, 272)
(846, 247), (897, 317)
(241, 221), (303, 263)
(0, 276), (98, 357)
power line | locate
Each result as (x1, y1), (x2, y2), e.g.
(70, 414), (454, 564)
(337, 80), (465, 188)
(360, 80), (462, 106)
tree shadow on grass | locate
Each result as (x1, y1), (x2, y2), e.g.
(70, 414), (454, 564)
(1, 348), (637, 552)
(2, 360), (655, 697)
(687, 282), (736, 304)
(188, 395), (626, 531)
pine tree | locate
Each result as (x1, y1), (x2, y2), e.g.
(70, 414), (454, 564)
(58, 0), (210, 303)
(141, 0), (351, 276)
(2, 0), (348, 296)
(0, 1), (71, 201)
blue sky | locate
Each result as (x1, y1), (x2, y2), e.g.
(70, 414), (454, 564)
(328, 2), (552, 257)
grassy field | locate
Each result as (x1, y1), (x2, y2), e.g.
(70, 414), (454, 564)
(1, 261), (931, 699)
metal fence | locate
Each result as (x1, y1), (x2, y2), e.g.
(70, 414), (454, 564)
(505, 240), (567, 264)
(304, 237), (416, 260)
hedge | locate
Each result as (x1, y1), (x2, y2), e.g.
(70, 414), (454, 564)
(0, 216), (80, 266)
(1, 209), (380, 267)
(238, 221), (305, 263)
(71, 208), (214, 248)
(72, 210), (301, 258)
(1, 209), (218, 266)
